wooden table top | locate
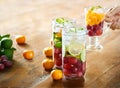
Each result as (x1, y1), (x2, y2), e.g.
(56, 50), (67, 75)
(0, 0), (120, 88)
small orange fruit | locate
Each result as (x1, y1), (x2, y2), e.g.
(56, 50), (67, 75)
(43, 47), (53, 57)
(15, 35), (26, 44)
(42, 59), (54, 70)
(23, 50), (34, 60)
(51, 69), (63, 80)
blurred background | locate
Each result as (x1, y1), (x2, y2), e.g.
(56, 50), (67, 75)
(0, 0), (120, 88)
(0, 0), (119, 49)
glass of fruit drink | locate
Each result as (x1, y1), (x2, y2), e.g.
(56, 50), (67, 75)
(85, 6), (105, 50)
(52, 18), (76, 69)
(62, 25), (86, 79)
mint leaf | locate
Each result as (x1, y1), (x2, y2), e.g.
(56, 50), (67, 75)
(56, 18), (65, 24)
(90, 6), (102, 10)
(11, 47), (16, 51)
(77, 27), (84, 30)
(0, 35), (2, 41)
(56, 18), (69, 24)
(2, 34), (10, 38)
(54, 42), (62, 48)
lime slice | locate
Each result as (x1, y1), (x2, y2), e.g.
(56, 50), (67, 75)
(68, 41), (83, 57)
(80, 48), (86, 62)
(54, 42), (62, 48)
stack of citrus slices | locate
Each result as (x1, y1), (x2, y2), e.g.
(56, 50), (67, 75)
(86, 6), (105, 26)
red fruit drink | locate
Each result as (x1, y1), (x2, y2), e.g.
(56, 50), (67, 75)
(52, 19), (63, 68)
(85, 6), (105, 50)
(62, 26), (86, 79)
(86, 6), (105, 36)
(52, 18), (76, 68)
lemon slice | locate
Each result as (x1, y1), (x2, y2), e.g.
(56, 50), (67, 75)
(68, 41), (83, 57)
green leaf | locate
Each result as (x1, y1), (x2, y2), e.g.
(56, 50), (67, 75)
(54, 42), (62, 48)
(11, 47), (16, 51)
(56, 18), (64, 24)
(1, 34), (10, 38)
(0, 35), (2, 41)
(90, 5), (102, 10)
(77, 27), (84, 30)
(3, 48), (14, 61)
(56, 18), (68, 24)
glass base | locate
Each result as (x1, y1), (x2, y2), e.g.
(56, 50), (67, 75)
(65, 75), (84, 80)
(87, 36), (103, 51)
(87, 44), (103, 51)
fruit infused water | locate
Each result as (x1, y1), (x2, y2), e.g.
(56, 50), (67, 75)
(52, 18), (75, 68)
(62, 25), (86, 79)
(85, 6), (105, 50)
(86, 6), (105, 36)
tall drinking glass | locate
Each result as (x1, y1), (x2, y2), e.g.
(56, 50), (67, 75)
(85, 6), (105, 50)
(52, 18), (76, 69)
(62, 25), (86, 79)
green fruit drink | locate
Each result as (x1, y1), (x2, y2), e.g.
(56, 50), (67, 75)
(62, 25), (86, 79)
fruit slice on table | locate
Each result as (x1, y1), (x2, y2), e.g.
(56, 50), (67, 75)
(42, 59), (54, 70)
(43, 47), (53, 57)
(68, 41), (83, 58)
(51, 69), (63, 80)
(15, 35), (26, 44)
(1, 38), (13, 49)
(23, 50), (34, 60)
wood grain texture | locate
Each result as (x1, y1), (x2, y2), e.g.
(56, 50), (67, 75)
(0, 0), (120, 88)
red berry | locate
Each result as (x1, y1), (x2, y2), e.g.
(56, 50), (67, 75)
(87, 25), (93, 30)
(0, 55), (8, 62)
(0, 63), (5, 70)
(64, 57), (69, 64)
(96, 29), (103, 36)
(93, 24), (101, 32)
(77, 71), (83, 77)
(63, 69), (70, 76)
(68, 57), (77, 64)
(99, 21), (104, 28)
(75, 60), (82, 68)
(88, 30), (95, 36)
(56, 60), (62, 66)
(63, 64), (71, 69)
(3, 61), (13, 67)
(54, 47), (62, 54)
(71, 67), (78, 73)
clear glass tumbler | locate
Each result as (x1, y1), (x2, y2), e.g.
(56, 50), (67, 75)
(62, 25), (86, 79)
(85, 6), (105, 50)
(52, 18), (76, 69)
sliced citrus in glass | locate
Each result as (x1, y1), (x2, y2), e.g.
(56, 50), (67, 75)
(80, 48), (86, 62)
(68, 41), (84, 58)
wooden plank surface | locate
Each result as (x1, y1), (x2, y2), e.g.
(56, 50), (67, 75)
(0, 0), (120, 88)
